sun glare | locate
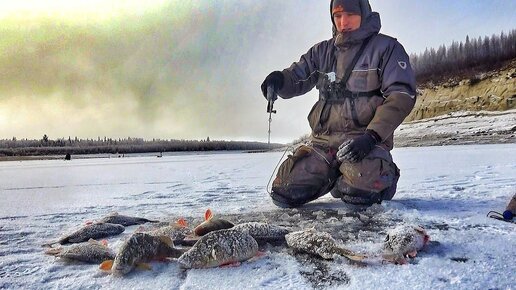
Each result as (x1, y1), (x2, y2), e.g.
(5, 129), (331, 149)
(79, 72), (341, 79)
(0, 0), (168, 22)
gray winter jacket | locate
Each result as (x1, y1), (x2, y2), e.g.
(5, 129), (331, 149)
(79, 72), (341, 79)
(278, 11), (416, 150)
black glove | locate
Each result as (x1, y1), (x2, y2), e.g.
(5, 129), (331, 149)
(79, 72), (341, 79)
(336, 130), (381, 163)
(261, 71), (284, 100)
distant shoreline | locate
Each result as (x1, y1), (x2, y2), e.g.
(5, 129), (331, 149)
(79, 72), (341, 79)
(0, 149), (280, 162)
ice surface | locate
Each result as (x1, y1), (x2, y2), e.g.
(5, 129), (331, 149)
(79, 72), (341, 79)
(1, 145), (515, 289)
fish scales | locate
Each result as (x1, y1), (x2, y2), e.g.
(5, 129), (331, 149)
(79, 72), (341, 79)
(233, 222), (289, 240)
(146, 225), (191, 240)
(383, 224), (429, 263)
(99, 213), (158, 226)
(193, 218), (234, 236)
(111, 233), (183, 275)
(44, 223), (125, 246)
(178, 229), (258, 269)
(285, 229), (364, 261)
(45, 240), (115, 263)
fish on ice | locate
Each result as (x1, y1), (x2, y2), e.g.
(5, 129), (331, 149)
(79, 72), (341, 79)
(177, 228), (259, 269)
(42, 223), (125, 247)
(97, 212), (159, 226)
(285, 228), (365, 262)
(99, 232), (185, 276)
(382, 224), (430, 264)
(138, 218), (191, 240)
(233, 222), (289, 243)
(193, 209), (235, 236)
(44, 239), (115, 264)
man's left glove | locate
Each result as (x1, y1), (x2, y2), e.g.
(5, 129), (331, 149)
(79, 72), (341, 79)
(337, 130), (381, 163)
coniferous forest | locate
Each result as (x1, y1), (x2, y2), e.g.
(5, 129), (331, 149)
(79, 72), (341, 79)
(410, 29), (516, 84)
(0, 135), (282, 158)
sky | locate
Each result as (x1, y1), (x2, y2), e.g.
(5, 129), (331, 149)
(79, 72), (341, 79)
(0, 0), (515, 143)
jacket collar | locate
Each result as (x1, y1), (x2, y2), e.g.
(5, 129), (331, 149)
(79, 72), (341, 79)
(334, 12), (381, 48)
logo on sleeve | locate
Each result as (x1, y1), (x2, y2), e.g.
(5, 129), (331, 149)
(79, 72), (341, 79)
(398, 61), (407, 70)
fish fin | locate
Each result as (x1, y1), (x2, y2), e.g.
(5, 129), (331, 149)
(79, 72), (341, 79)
(204, 209), (213, 221)
(337, 247), (367, 262)
(176, 218), (188, 228)
(220, 261), (241, 268)
(136, 263), (152, 271)
(85, 220), (93, 225)
(247, 251), (267, 263)
(44, 248), (62, 256)
(382, 254), (406, 265)
(255, 251), (267, 258)
(99, 260), (114, 271)
(87, 238), (105, 246)
(158, 235), (174, 247)
(41, 241), (58, 248)
(134, 225), (146, 233)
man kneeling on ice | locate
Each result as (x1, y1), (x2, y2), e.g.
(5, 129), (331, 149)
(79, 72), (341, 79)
(261, 0), (416, 207)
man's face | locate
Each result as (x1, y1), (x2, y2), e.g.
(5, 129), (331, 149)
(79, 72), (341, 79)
(333, 12), (361, 33)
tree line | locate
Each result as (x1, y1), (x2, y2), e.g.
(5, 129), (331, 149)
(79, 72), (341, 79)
(410, 29), (516, 84)
(0, 135), (283, 157)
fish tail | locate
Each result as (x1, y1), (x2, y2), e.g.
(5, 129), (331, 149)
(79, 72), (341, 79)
(336, 247), (367, 262)
(381, 253), (406, 265)
(41, 241), (58, 248)
(44, 248), (62, 256)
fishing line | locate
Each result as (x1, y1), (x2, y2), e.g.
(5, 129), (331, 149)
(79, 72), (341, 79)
(266, 146), (292, 194)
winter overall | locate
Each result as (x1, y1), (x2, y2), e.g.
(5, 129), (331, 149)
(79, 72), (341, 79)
(270, 0), (416, 207)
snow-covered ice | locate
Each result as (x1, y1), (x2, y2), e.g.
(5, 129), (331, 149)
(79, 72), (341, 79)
(0, 144), (515, 289)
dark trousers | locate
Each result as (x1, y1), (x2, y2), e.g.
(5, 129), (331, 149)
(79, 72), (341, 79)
(270, 145), (399, 207)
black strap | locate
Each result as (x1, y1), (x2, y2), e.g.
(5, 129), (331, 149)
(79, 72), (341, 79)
(323, 89), (382, 103)
(341, 35), (374, 86)
(314, 35), (377, 133)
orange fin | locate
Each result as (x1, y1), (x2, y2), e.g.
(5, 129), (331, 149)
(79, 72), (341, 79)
(99, 260), (114, 271)
(176, 218), (188, 228)
(204, 209), (213, 221)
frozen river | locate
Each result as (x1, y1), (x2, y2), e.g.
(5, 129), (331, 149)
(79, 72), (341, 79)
(1, 144), (515, 289)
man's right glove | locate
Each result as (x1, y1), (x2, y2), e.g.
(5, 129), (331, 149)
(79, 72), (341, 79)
(336, 130), (381, 163)
(261, 71), (284, 100)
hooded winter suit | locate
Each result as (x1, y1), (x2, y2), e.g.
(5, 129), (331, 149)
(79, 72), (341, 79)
(268, 0), (416, 207)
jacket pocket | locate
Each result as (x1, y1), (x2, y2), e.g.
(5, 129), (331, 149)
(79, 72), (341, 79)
(351, 95), (384, 128)
(307, 100), (325, 132)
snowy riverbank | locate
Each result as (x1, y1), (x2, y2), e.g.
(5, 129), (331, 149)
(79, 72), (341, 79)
(395, 109), (516, 147)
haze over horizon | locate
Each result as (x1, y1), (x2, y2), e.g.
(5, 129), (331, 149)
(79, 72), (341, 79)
(1, 0), (515, 143)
